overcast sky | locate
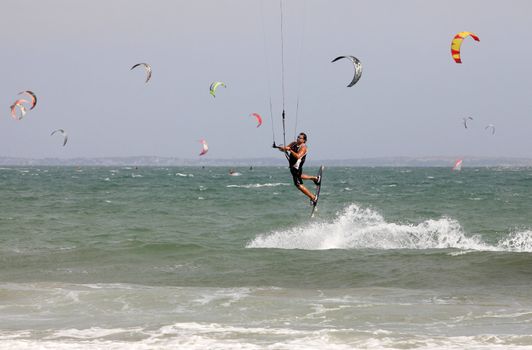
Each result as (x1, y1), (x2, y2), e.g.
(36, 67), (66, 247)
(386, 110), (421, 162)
(1, 0), (531, 160)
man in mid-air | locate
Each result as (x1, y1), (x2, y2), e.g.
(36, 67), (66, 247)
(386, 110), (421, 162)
(277, 132), (320, 205)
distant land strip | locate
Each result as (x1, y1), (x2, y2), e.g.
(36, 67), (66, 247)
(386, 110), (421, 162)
(0, 156), (531, 167)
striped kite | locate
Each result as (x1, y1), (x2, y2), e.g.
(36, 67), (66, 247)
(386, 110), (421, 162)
(451, 32), (480, 63)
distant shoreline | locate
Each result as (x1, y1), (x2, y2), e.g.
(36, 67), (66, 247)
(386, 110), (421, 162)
(1, 156), (531, 167)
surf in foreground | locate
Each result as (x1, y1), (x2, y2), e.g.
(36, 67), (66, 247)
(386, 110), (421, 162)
(1, 166), (531, 349)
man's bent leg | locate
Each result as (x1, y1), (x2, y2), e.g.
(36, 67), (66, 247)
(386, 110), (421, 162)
(297, 184), (316, 201)
(301, 174), (318, 184)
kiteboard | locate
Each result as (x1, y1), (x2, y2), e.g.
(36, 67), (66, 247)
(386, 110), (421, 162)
(310, 165), (324, 218)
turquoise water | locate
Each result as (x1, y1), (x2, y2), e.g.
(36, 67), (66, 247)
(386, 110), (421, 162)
(1, 166), (531, 349)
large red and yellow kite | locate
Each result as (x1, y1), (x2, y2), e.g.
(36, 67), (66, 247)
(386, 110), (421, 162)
(451, 32), (480, 63)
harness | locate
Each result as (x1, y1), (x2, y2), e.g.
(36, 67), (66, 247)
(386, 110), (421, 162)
(289, 143), (307, 170)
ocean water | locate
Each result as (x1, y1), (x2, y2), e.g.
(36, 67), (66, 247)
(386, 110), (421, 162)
(1, 166), (531, 349)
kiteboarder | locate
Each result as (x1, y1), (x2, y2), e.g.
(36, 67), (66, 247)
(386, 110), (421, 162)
(277, 132), (321, 205)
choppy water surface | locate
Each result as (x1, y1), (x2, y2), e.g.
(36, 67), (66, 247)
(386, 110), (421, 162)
(1, 166), (531, 349)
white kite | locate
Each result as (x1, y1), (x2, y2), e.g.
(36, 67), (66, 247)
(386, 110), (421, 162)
(331, 55), (363, 87)
(130, 63), (152, 83)
(10, 99), (28, 120)
(51, 129), (68, 146)
(452, 159), (463, 171)
(462, 116), (473, 129)
(485, 124), (495, 135)
(199, 139), (208, 156)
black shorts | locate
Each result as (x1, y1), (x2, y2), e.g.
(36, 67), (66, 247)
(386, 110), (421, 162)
(290, 166), (303, 186)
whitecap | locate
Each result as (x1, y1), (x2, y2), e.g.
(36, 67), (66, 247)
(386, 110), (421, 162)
(247, 204), (491, 251)
(498, 230), (532, 252)
(227, 183), (288, 189)
(1, 330), (530, 350)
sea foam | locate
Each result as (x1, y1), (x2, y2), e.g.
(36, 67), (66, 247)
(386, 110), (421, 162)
(498, 230), (532, 252)
(227, 183), (288, 189)
(1, 325), (531, 350)
(248, 204), (532, 252)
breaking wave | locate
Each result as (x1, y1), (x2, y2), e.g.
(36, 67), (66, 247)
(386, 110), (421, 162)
(227, 183), (289, 189)
(248, 204), (532, 252)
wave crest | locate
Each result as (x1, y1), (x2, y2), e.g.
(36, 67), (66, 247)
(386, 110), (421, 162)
(247, 204), (531, 252)
(498, 231), (532, 252)
(227, 183), (288, 189)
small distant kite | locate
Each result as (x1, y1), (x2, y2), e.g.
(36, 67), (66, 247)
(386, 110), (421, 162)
(199, 139), (208, 156)
(452, 159), (463, 171)
(10, 99), (29, 120)
(485, 124), (495, 135)
(331, 55), (363, 87)
(463, 116), (473, 129)
(51, 129), (68, 146)
(451, 32), (480, 63)
(209, 81), (226, 98)
(250, 113), (262, 128)
(130, 63), (152, 83)
(18, 91), (37, 110)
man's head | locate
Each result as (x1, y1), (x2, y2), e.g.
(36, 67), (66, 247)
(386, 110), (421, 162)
(297, 132), (307, 144)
